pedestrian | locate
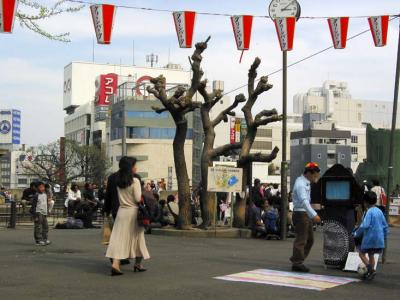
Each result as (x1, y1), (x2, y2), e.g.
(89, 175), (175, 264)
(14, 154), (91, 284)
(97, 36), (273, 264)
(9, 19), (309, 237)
(65, 184), (81, 217)
(251, 179), (264, 208)
(247, 200), (265, 238)
(45, 184), (54, 213)
(21, 182), (37, 215)
(106, 157), (150, 276)
(30, 182), (50, 246)
(353, 191), (389, 280)
(97, 180), (107, 209)
(104, 157), (134, 266)
(166, 194), (179, 227)
(290, 162), (322, 273)
(370, 180), (387, 213)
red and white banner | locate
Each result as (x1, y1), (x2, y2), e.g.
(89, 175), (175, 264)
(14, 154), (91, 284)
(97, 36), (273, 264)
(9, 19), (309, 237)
(231, 15), (253, 50)
(273, 17), (296, 51)
(368, 16), (389, 47)
(173, 11), (196, 48)
(230, 118), (236, 144)
(90, 4), (116, 44)
(95, 73), (118, 106)
(328, 17), (349, 49)
(0, 0), (18, 33)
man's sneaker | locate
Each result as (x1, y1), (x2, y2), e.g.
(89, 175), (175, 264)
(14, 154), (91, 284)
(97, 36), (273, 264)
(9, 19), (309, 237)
(45, 240), (51, 245)
(366, 270), (377, 281)
(292, 264), (310, 273)
(36, 241), (45, 246)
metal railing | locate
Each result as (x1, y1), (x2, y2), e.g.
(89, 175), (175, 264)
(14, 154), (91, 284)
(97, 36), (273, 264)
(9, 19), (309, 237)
(112, 80), (189, 104)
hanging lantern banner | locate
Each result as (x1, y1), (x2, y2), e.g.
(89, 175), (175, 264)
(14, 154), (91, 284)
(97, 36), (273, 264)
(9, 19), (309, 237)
(273, 17), (296, 51)
(327, 17), (349, 49)
(368, 16), (389, 47)
(0, 0), (18, 33)
(173, 11), (196, 48)
(231, 15), (253, 63)
(90, 4), (116, 44)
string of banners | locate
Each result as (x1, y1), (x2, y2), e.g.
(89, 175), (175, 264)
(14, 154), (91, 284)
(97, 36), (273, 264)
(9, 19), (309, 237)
(0, 1), (394, 60)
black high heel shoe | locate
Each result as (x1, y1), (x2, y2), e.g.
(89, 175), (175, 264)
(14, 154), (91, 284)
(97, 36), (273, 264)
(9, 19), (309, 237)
(134, 265), (147, 272)
(111, 268), (123, 276)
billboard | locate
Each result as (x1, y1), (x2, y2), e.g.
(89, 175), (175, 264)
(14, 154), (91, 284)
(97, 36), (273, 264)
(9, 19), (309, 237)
(94, 73), (118, 106)
(230, 118), (236, 144)
(0, 109), (20, 145)
(207, 166), (243, 193)
(94, 73), (118, 122)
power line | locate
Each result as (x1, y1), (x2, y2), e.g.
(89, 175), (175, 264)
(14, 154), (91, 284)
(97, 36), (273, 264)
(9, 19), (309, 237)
(222, 16), (399, 96)
(65, 0), (399, 96)
(67, 0), (399, 19)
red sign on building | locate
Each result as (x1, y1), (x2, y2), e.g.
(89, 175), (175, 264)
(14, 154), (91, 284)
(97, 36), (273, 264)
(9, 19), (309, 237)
(95, 73), (118, 106)
(230, 118), (236, 144)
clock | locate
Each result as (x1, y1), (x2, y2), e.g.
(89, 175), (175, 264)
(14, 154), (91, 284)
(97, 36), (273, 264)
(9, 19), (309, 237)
(268, 0), (301, 20)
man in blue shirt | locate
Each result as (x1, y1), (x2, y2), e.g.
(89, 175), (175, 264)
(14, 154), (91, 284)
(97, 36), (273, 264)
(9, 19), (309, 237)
(290, 162), (322, 272)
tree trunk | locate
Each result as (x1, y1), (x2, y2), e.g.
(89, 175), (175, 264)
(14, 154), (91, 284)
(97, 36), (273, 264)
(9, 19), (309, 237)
(233, 124), (256, 228)
(173, 119), (192, 229)
(233, 162), (249, 228)
(199, 106), (216, 229)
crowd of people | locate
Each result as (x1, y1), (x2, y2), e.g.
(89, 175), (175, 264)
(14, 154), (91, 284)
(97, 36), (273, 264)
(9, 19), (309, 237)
(0, 156), (393, 279)
(246, 179), (293, 239)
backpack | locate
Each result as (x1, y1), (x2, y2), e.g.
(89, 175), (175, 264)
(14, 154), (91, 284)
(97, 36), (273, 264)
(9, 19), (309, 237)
(380, 187), (387, 206)
(265, 209), (279, 232)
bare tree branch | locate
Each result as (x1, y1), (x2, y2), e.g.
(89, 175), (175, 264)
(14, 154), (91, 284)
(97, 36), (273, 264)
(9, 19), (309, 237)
(248, 57), (260, 96)
(186, 36), (210, 100)
(151, 106), (168, 114)
(254, 109), (278, 121)
(212, 93), (246, 127)
(212, 142), (243, 158)
(254, 114), (283, 127)
(246, 146), (280, 163)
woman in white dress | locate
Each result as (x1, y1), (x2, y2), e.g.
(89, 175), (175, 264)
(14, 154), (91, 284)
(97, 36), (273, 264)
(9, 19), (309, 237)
(106, 157), (150, 276)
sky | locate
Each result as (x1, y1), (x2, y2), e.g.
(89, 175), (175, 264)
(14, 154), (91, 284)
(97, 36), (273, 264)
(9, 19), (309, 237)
(0, 0), (399, 146)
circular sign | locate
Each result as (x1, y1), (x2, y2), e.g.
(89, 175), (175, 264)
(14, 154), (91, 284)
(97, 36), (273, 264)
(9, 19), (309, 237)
(0, 120), (11, 134)
(268, 0), (301, 20)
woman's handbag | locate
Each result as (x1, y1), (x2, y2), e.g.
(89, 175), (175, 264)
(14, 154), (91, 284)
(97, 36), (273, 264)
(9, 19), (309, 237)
(138, 200), (151, 227)
(101, 215), (113, 245)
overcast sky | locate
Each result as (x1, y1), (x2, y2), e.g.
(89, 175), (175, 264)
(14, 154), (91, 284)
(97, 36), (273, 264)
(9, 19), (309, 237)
(0, 0), (399, 146)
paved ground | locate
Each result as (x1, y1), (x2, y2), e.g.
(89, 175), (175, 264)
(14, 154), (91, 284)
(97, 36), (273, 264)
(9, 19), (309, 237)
(0, 227), (399, 300)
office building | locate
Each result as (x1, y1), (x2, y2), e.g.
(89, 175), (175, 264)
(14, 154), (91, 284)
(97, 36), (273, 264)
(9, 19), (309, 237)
(63, 61), (230, 187)
(293, 80), (398, 129)
(0, 109), (21, 187)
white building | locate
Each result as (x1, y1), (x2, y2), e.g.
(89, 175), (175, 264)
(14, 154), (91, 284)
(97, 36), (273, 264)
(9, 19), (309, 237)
(293, 80), (397, 129)
(0, 109), (23, 188)
(63, 61), (230, 186)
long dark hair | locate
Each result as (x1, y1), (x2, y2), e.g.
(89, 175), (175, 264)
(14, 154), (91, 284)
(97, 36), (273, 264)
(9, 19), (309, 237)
(116, 156), (137, 189)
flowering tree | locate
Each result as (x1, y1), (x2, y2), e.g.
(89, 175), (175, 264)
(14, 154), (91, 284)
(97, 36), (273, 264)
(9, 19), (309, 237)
(16, 0), (83, 42)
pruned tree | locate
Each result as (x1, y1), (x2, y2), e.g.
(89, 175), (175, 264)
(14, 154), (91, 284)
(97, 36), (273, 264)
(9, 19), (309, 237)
(146, 37), (210, 230)
(196, 57), (281, 229)
(233, 57), (282, 227)
(16, 0), (83, 42)
(197, 82), (245, 228)
(22, 140), (110, 186)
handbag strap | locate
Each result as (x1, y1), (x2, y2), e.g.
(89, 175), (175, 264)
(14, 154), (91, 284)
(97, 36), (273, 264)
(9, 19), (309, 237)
(167, 203), (178, 218)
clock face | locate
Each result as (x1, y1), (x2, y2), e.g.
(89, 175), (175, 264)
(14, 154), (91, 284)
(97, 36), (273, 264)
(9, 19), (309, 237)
(268, 0), (301, 20)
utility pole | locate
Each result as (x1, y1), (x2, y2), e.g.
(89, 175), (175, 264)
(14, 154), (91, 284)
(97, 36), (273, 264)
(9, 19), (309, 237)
(383, 18), (400, 264)
(132, 40), (135, 66)
(92, 38), (95, 63)
(280, 50), (288, 241)
(146, 53), (158, 68)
